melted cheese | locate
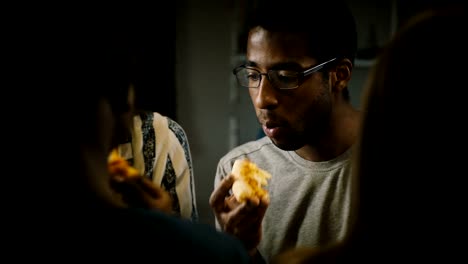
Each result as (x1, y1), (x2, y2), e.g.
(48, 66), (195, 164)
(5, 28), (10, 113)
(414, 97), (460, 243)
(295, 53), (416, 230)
(231, 159), (271, 203)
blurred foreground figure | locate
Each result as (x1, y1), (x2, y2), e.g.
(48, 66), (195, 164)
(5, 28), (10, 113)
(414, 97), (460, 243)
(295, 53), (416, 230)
(18, 11), (249, 263)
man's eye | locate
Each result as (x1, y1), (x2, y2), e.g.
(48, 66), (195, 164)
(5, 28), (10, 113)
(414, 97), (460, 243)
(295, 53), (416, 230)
(246, 71), (260, 81)
(274, 71), (297, 82)
(276, 70), (297, 78)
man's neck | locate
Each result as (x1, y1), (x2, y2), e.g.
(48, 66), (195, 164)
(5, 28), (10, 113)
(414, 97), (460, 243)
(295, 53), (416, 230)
(295, 103), (360, 162)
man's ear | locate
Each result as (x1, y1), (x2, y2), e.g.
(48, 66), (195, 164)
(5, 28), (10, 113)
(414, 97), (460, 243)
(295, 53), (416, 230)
(330, 58), (353, 93)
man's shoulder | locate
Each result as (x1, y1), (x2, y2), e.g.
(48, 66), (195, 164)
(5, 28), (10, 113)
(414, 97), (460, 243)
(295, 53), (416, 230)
(219, 136), (276, 164)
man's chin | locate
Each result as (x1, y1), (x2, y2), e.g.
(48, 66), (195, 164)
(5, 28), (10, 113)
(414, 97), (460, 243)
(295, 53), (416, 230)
(268, 137), (304, 151)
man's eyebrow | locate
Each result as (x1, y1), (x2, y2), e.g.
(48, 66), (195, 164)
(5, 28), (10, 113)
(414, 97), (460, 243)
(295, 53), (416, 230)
(244, 61), (257, 67)
(244, 61), (303, 70)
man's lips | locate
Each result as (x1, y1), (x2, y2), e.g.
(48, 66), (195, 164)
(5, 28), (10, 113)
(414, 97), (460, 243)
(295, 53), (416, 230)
(263, 126), (279, 137)
(262, 122), (283, 137)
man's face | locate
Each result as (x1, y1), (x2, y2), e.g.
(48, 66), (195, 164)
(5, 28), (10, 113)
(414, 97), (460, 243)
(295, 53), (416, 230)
(245, 27), (333, 150)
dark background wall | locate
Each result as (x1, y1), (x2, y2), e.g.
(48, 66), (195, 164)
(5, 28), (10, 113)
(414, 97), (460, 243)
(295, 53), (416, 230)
(132, 5), (177, 120)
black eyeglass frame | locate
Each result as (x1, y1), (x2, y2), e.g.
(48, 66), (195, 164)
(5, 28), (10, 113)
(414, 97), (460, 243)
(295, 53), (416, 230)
(232, 57), (338, 90)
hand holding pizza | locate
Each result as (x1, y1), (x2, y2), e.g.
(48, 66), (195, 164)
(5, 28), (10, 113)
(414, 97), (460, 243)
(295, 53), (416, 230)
(210, 159), (271, 255)
(108, 149), (173, 214)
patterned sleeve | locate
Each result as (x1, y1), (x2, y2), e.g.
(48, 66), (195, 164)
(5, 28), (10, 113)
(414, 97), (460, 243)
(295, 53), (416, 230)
(122, 111), (198, 222)
(166, 117), (199, 222)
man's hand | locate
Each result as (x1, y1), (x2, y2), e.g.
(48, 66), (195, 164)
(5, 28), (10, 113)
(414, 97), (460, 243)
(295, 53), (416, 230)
(110, 175), (173, 214)
(209, 174), (269, 254)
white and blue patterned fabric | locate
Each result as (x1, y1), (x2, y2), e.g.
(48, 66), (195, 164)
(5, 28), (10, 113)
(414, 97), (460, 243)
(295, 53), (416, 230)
(117, 111), (198, 222)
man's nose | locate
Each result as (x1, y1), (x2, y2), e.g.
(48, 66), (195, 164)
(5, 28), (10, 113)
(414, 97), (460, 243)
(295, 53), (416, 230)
(252, 73), (279, 110)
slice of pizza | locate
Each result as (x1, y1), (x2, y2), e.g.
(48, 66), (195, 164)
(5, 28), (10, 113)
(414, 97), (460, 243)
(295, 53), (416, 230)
(107, 148), (139, 178)
(231, 159), (271, 203)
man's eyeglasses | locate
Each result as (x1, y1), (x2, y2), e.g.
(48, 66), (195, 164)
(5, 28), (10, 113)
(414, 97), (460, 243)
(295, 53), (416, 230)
(232, 57), (337, 90)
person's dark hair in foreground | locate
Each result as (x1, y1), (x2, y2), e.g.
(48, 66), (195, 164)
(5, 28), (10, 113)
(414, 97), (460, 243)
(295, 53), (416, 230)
(271, 3), (467, 263)
(20, 12), (250, 263)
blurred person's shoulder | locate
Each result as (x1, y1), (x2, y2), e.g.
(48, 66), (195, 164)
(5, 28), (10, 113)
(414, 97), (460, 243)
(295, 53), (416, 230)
(82, 206), (250, 263)
(119, 207), (250, 263)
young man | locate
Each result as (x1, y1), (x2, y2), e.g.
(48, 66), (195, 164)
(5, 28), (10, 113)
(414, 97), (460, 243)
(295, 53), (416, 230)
(210, 0), (360, 261)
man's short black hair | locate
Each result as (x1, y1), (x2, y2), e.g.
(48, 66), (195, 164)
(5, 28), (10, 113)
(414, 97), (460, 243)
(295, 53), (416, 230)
(246, 0), (357, 63)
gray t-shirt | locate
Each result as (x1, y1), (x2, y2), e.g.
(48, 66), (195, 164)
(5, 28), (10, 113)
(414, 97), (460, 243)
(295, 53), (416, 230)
(215, 136), (353, 262)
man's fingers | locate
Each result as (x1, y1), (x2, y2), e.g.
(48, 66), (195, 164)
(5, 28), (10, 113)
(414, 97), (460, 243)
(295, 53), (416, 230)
(256, 195), (269, 216)
(223, 202), (265, 251)
(226, 195), (240, 210)
(225, 200), (264, 228)
(209, 175), (235, 211)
